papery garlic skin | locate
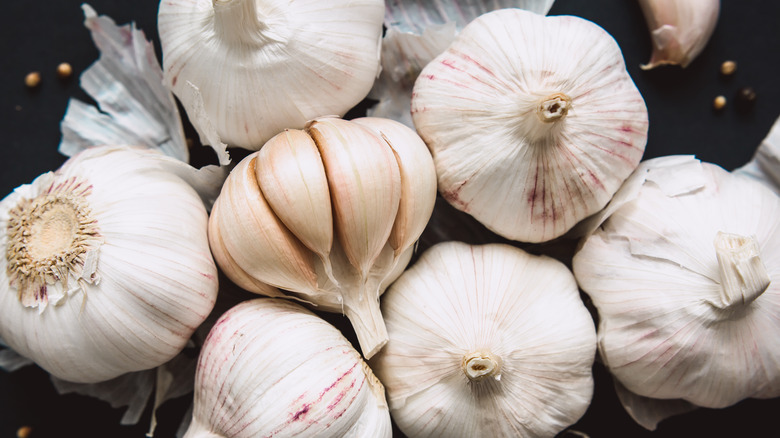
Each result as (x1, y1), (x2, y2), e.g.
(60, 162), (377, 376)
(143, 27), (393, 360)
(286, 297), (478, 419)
(158, 0), (384, 150)
(0, 146), (218, 383)
(208, 117), (437, 358)
(372, 242), (597, 438)
(638, 0), (720, 70)
(184, 298), (391, 438)
(411, 9), (648, 243)
(573, 156), (780, 409)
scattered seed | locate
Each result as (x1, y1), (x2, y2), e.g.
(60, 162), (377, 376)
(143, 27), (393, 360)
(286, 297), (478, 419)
(735, 87), (757, 112)
(713, 95), (726, 111)
(720, 60), (737, 76)
(24, 71), (41, 88)
(57, 62), (73, 79)
(17, 425), (33, 438)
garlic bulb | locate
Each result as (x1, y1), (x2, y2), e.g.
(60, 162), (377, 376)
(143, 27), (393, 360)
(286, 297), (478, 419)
(184, 298), (391, 438)
(208, 116), (437, 358)
(157, 0), (384, 151)
(411, 8), (648, 243)
(638, 0), (720, 70)
(573, 155), (780, 409)
(0, 146), (218, 383)
(372, 241), (597, 437)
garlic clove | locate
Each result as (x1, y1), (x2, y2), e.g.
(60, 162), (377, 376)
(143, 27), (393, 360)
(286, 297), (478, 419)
(210, 153), (319, 294)
(350, 117), (438, 258)
(638, 0), (720, 70)
(255, 129), (337, 283)
(307, 118), (402, 283)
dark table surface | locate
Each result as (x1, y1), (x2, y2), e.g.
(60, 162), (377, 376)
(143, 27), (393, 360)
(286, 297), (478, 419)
(2, 1), (780, 437)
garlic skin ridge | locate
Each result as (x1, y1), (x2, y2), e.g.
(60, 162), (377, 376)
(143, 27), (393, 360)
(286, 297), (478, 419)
(207, 117), (437, 359)
(411, 8), (648, 243)
(573, 155), (780, 410)
(372, 241), (597, 438)
(0, 146), (219, 383)
(158, 0), (384, 151)
(184, 298), (391, 438)
(638, 0), (720, 70)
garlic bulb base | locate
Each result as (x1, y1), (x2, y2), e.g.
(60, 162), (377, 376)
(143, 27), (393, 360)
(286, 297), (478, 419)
(462, 351), (502, 381)
(714, 232), (770, 309)
(537, 92), (572, 123)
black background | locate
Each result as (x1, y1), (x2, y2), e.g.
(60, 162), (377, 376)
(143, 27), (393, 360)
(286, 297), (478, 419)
(2, 1), (780, 437)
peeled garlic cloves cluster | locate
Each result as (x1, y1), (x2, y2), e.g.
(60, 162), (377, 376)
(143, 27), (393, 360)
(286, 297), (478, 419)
(208, 117), (437, 358)
(185, 298), (392, 438)
(0, 146), (218, 383)
(638, 0), (720, 70)
(411, 8), (648, 243)
(372, 241), (597, 437)
(158, 0), (384, 150)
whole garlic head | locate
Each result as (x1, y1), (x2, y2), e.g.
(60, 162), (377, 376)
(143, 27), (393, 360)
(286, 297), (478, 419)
(158, 0), (384, 150)
(411, 8), (648, 243)
(372, 241), (597, 437)
(184, 298), (391, 438)
(208, 117), (437, 358)
(0, 146), (218, 383)
(574, 156), (780, 409)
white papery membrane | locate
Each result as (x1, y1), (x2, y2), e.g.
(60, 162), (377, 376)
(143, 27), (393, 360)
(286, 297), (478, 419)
(736, 114), (780, 194)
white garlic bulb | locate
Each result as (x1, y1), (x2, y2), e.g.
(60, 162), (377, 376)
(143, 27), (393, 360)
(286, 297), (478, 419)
(638, 0), (720, 70)
(372, 241), (597, 437)
(208, 116), (437, 358)
(184, 298), (391, 438)
(0, 146), (218, 383)
(157, 0), (384, 150)
(573, 155), (780, 409)
(411, 8), (648, 243)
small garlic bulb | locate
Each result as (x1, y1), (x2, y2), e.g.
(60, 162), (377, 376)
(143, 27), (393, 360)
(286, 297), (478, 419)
(158, 0), (384, 150)
(0, 146), (218, 383)
(208, 116), (437, 358)
(638, 0), (720, 70)
(372, 241), (597, 437)
(184, 298), (392, 438)
(411, 8), (648, 243)
(573, 155), (780, 409)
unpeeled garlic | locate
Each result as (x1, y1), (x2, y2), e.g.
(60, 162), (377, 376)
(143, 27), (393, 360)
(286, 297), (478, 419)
(638, 0), (720, 70)
(0, 146), (218, 383)
(184, 298), (391, 438)
(372, 241), (597, 437)
(208, 117), (437, 358)
(157, 0), (384, 151)
(411, 8), (648, 243)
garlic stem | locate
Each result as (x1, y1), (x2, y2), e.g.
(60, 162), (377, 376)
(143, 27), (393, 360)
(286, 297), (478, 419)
(213, 0), (270, 46)
(343, 288), (388, 360)
(714, 232), (770, 309)
(537, 92), (572, 123)
(462, 351), (502, 381)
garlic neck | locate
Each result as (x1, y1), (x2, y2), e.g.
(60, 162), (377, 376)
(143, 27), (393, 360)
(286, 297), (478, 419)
(462, 351), (502, 382)
(213, 0), (270, 46)
(517, 92), (572, 143)
(714, 232), (770, 309)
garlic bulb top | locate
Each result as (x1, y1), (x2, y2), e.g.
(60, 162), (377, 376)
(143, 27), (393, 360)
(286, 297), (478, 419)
(158, 0), (384, 151)
(372, 241), (597, 437)
(0, 146), (218, 383)
(573, 155), (780, 409)
(185, 298), (391, 438)
(411, 8), (648, 243)
(208, 117), (437, 358)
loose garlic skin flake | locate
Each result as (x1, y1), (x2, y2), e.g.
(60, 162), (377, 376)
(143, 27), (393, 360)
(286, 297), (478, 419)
(208, 117), (437, 358)
(184, 298), (391, 438)
(372, 242), (597, 438)
(0, 146), (218, 383)
(411, 9), (648, 243)
(574, 156), (780, 409)
(158, 0), (384, 150)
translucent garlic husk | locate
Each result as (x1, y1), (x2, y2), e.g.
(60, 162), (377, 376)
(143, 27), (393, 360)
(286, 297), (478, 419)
(638, 0), (720, 70)
(207, 117), (437, 358)
(573, 155), (780, 410)
(411, 8), (648, 243)
(184, 298), (391, 438)
(157, 0), (384, 151)
(372, 241), (597, 438)
(0, 146), (218, 383)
